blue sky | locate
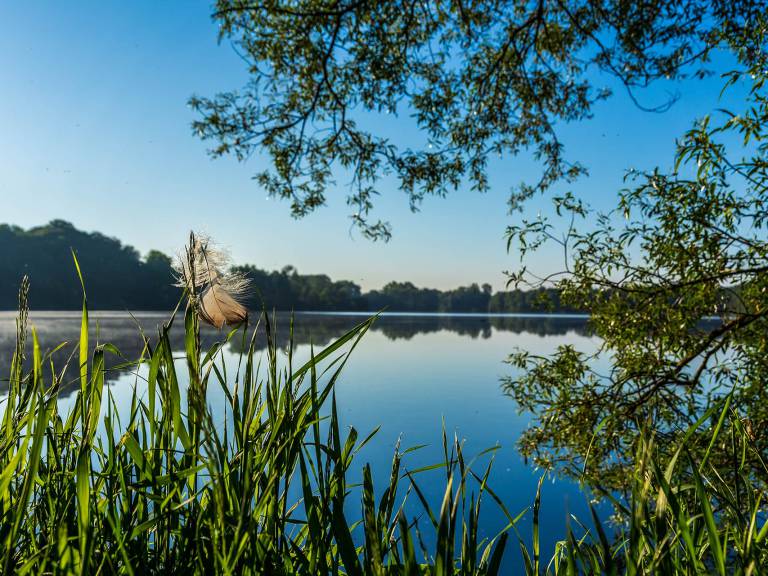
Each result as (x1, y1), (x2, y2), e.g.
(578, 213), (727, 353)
(0, 1), (748, 290)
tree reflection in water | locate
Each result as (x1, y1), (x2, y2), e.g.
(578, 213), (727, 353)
(0, 311), (589, 398)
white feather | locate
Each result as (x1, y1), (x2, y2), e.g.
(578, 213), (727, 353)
(174, 232), (251, 328)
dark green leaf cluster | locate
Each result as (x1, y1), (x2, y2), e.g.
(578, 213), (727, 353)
(0, 221), (180, 311)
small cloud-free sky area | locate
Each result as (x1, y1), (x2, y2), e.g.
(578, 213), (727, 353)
(0, 2), (748, 290)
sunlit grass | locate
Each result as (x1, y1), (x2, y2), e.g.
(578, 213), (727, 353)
(2, 266), (767, 574)
(0, 267), (515, 575)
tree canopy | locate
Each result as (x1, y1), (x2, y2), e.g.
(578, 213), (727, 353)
(191, 0), (764, 239)
(504, 22), (768, 490)
(0, 221), (180, 311)
(190, 0), (768, 520)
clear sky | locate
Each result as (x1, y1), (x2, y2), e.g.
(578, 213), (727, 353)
(0, 1), (748, 291)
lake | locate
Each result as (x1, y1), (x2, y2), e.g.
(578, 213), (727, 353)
(0, 310), (605, 570)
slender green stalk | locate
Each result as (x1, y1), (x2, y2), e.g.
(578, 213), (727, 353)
(2, 268), (766, 574)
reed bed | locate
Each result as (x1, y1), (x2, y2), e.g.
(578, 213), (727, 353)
(2, 268), (767, 574)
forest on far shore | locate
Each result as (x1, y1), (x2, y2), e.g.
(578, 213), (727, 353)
(1, 220), (583, 313)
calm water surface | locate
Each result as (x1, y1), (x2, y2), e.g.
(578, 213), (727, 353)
(0, 311), (605, 570)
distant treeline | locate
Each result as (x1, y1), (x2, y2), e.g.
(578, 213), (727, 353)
(1, 221), (584, 313)
(0, 313), (591, 393)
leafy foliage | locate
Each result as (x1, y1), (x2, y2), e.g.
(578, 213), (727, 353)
(504, 20), (768, 491)
(191, 0), (764, 238)
(532, 401), (768, 575)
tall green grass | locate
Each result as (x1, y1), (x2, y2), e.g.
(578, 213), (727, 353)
(0, 269), (515, 575)
(2, 269), (767, 574)
(540, 404), (768, 575)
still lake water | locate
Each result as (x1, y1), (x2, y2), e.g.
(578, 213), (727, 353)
(0, 311), (604, 569)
